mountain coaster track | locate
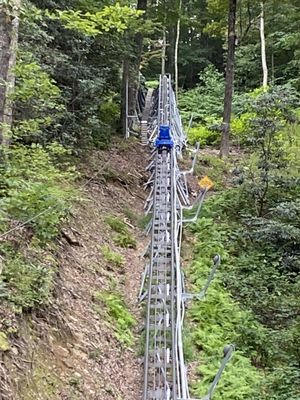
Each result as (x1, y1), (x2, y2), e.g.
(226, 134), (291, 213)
(136, 74), (235, 400)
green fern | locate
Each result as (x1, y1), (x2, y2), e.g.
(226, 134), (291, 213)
(93, 290), (135, 346)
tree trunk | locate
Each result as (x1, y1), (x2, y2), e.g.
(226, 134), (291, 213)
(121, 58), (129, 137)
(135, 0), (147, 70)
(174, 0), (182, 100)
(121, 0), (147, 136)
(161, 27), (166, 75)
(0, 0), (21, 146)
(220, 0), (237, 158)
(166, 25), (175, 76)
(260, 1), (268, 90)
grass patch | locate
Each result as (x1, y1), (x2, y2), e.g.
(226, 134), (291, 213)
(88, 347), (101, 360)
(123, 206), (139, 225)
(101, 166), (119, 182)
(117, 136), (138, 152)
(105, 215), (128, 234)
(137, 213), (152, 230)
(101, 245), (124, 267)
(93, 290), (135, 346)
(105, 215), (137, 248)
(113, 233), (136, 248)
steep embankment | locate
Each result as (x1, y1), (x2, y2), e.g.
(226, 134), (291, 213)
(1, 138), (149, 400)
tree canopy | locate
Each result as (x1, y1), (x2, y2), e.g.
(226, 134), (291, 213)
(0, 1), (299, 399)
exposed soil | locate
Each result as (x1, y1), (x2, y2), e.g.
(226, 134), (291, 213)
(1, 137), (150, 400)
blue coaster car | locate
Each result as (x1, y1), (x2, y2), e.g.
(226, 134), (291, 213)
(155, 125), (174, 149)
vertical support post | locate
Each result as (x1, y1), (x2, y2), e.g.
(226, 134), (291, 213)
(205, 345), (235, 400)
(125, 77), (129, 139)
(186, 114), (193, 137)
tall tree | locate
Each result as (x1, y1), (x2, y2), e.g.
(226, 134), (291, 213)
(220, 0), (237, 158)
(121, 0), (147, 136)
(135, 0), (148, 73)
(0, 0), (21, 146)
(260, 1), (268, 89)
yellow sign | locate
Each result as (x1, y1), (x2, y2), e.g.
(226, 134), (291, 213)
(199, 176), (214, 190)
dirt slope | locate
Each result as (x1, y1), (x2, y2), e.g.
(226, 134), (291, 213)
(1, 138), (149, 400)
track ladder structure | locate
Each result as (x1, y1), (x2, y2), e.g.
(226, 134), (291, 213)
(141, 89), (154, 145)
(141, 75), (189, 400)
(139, 75), (234, 400)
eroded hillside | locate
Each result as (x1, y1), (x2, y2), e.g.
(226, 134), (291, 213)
(1, 138), (149, 400)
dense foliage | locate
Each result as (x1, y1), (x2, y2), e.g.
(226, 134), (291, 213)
(186, 88), (300, 399)
(0, 1), (299, 399)
(17, 0), (143, 148)
(1, 0), (142, 319)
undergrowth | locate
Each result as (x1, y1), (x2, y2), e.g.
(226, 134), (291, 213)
(112, 233), (136, 248)
(186, 217), (262, 399)
(194, 153), (232, 191)
(0, 143), (76, 241)
(93, 290), (135, 346)
(105, 216), (128, 234)
(137, 213), (152, 230)
(123, 206), (139, 225)
(101, 245), (124, 267)
(0, 143), (76, 324)
(105, 215), (137, 248)
(1, 256), (55, 311)
(187, 126), (300, 399)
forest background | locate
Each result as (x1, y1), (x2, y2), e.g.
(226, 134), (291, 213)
(0, 0), (299, 399)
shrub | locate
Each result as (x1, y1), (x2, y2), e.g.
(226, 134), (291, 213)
(99, 97), (120, 129)
(230, 112), (256, 143)
(145, 80), (159, 89)
(188, 125), (219, 146)
(2, 256), (55, 311)
(105, 215), (136, 248)
(0, 143), (76, 242)
(113, 233), (136, 249)
(238, 86), (299, 217)
(105, 216), (128, 234)
(13, 52), (64, 143)
(179, 65), (224, 125)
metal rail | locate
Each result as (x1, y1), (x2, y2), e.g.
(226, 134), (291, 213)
(142, 75), (189, 400)
(143, 148), (176, 399)
(141, 75), (234, 400)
